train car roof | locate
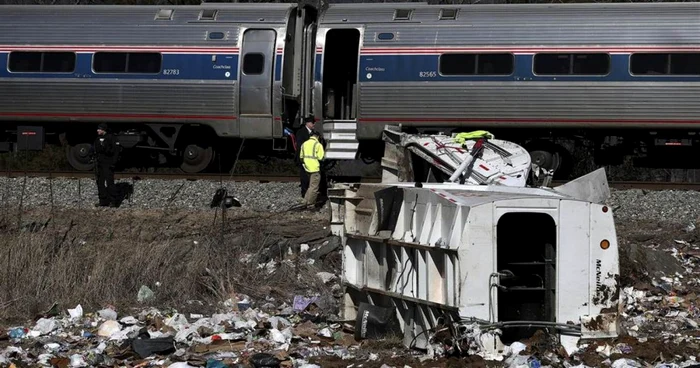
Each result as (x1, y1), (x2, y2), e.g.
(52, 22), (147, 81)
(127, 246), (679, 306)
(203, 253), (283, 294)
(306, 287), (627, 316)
(319, 1), (700, 23)
(0, 4), (293, 46)
(319, 1), (700, 47)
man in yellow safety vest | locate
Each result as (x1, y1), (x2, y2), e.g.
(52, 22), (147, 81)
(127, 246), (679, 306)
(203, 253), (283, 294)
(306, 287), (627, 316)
(299, 130), (325, 209)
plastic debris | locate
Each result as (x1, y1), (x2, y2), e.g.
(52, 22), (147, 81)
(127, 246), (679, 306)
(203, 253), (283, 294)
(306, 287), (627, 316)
(315, 271), (337, 284)
(249, 353), (281, 368)
(293, 296), (318, 312)
(67, 305), (83, 320)
(132, 335), (176, 358)
(97, 308), (118, 321)
(8, 328), (26, 339)
(31, 318), (59, 336)
(97, 320), (121, 338)
(612, 358), (643, 368)
(138, 285), (156, 302)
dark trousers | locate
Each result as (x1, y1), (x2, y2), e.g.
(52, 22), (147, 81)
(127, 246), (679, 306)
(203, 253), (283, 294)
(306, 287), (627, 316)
(96, 162), (116, 205)
(299, 165), (309, 197)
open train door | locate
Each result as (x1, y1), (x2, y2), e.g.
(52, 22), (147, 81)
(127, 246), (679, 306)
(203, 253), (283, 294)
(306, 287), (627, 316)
(239, 29), (277, 138)
(317, 26), (361, 159)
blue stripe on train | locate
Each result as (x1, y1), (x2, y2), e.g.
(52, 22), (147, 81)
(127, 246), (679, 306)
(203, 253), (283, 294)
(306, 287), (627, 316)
(359, 54), (700, 82)
(0, 53), (246, 81)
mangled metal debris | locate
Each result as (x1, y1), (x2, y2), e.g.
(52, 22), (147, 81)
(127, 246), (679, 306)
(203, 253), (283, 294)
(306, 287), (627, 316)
(331, 128), (622, 359)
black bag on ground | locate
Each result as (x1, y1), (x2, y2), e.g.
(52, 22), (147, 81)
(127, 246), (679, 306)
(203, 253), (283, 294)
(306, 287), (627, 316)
(354, 302), (402, 340)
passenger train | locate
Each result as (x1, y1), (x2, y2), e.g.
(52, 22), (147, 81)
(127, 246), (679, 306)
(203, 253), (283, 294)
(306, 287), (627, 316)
(1, 1), (699, 174)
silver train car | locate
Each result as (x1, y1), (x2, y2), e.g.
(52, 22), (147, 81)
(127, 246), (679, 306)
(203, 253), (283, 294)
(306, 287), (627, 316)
(1, 1), (700, 174)
(0, 3), (318, 172)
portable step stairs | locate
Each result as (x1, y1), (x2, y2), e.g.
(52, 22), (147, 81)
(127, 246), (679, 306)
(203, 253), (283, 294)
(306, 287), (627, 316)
(322, 120), (359, 160)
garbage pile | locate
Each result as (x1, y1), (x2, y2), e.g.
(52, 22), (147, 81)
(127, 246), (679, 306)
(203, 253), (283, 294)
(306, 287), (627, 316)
(411, 236), (700, 368)
(0, 293), (366, 368)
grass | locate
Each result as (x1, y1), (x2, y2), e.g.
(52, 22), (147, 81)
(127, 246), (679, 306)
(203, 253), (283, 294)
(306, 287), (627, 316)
(0, 207), (334, 324)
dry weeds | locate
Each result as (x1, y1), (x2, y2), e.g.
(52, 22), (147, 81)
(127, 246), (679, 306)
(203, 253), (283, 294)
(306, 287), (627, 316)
(0, 207), (334, 324)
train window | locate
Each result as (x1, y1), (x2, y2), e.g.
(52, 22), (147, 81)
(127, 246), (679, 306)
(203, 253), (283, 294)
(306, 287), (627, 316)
(630, 53), (668, 75)
(534, 53), (609, 75)
(440, 54), (476, 75)
(243, 53), (264, 75)
(394, 9), (413, 20)
(440, 53), (513, 75)
(631, 53), (700, 75)
(377, 33), (394, 41)
(534, 54), (571, 75)
(8, 52), (75, 73)
(439, 9), (458, 20)
(8, 52), (42, 72)
(93, 52), (161, 73)
(199, 9), (218, 21)
(573, 54), (609, 75)
(127, 52), (162, 74)
(477, 53), (513, 75)
(208, 32), (225, 40)
(155, 9), (173, 21)
(93, 52), (128, 73)
(670, 53), (700, 75)
(41, 52), (76, 73)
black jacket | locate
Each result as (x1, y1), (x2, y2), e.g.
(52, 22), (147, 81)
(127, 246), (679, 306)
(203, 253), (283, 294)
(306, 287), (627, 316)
(295, 126), (311, 164)
(296, 126), (311, 151)
(94, 133), (119, 165)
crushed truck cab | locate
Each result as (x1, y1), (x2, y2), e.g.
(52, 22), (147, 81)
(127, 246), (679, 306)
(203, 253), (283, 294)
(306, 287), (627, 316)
(330, 175), (620, 356)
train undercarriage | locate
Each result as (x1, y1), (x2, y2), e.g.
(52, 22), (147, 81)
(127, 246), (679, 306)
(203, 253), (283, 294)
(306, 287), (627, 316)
(0, 121), (697, 179)
(366, 126), (700, 181)
(0, 122), (293, 173)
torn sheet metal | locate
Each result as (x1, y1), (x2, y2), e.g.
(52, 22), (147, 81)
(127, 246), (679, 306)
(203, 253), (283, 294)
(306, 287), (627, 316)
(330, 179), (620, 356)
(381, 128), (531, 187)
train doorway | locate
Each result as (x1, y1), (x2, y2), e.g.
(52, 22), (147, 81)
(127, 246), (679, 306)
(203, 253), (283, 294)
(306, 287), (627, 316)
(239, 29), (276, 138)
(322, 29), (360, 120)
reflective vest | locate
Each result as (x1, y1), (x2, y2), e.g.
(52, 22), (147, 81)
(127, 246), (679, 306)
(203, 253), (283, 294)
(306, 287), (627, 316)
(453, 130), (494, 145)
(300, 136), (325, 173)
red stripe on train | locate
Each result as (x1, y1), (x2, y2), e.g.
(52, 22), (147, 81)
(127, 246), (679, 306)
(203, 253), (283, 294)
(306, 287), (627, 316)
(358, 117), (700, 125)
(0, 112), (236, 120)
(360, 46), (700, 54)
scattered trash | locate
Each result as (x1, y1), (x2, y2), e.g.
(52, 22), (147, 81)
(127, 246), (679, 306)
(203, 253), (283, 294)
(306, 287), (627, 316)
(1, 231), (699, 368)
(293, 296), (318, 312)
(98, 308), (118, 321)
(315, 271), (337, 284)
(138, 285), (155, 303)
(131, 335), (176, 358)
(97, 320), (121, 338)
(354, 302), (401, 340)
(8, 328), (26, 339)
(67, 304), (83, 320)
(250, 352), (281, 368)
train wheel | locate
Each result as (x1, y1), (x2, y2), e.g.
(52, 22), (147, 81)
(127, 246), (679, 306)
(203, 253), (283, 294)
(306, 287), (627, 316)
(180, 143), (214, 173)
(529, 150), (561, 172)
(66, 143), (94, 171)
(526, 141), (573, 180)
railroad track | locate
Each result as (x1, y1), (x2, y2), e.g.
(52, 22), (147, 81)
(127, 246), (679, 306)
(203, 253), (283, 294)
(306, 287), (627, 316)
(0, 171), (698, 190)
(0, 170), (384, 183)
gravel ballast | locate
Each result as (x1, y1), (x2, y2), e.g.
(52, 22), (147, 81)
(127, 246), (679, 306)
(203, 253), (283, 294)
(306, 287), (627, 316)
(0, 177), (302, 212)
(0, 176), (699, 224)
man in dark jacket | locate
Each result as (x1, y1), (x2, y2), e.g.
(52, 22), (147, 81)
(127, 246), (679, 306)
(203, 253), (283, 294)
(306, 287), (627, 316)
(93, 123), (119, 207)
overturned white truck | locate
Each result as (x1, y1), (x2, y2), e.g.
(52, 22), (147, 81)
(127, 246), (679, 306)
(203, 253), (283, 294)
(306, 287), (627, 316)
(329, 128), (620, 357)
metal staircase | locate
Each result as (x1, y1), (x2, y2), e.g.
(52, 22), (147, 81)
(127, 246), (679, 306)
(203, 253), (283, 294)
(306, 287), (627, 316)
(322, 120), (359, 160)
